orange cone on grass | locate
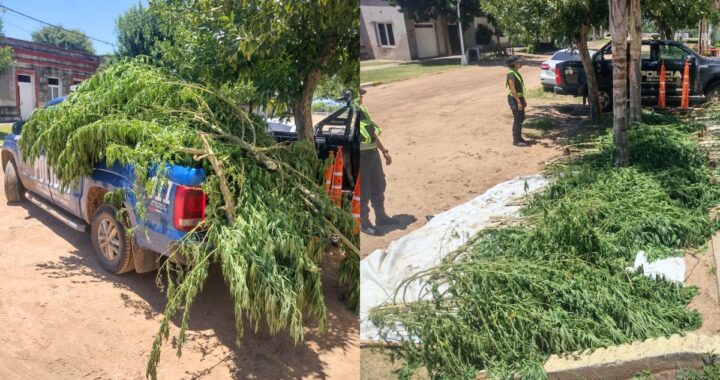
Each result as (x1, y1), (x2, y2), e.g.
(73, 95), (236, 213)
(324, 151), (334, 195)
(352, 174), (361, 234)
(658, 61), (666, 109)
(331, 146), (344, 206)
(681, 59), (690, 109)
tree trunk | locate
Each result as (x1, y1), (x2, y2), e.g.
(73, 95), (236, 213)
(656, 17), (673, 40)
(292, 68), (323, 142)
(628, 0), (642, 123)
(609, 0), (629, 166)
(575, 25), (602, 120)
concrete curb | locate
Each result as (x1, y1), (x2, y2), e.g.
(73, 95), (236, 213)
(360, 81), (382, 88)
(543, 333), (720, 379)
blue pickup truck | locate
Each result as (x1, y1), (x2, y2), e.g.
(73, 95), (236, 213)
(2, 94), (360, 275)
(2, 97), (208, 274)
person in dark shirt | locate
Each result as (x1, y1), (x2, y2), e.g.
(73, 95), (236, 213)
(506, 55), (529, 147)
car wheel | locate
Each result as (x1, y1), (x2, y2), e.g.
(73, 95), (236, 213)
(705, 83), (720, 103)
(4, 160), (24, 202)
(597, 88), (612, 113)
(91, 205), (134, 274)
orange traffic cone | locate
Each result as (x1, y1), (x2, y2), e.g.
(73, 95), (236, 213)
(331, 146), (344, 206)
(324, 151), (334, 195)
(352, 175), (361, 234)
(658, 61), (666, 109)
(681, 59), (690, 109)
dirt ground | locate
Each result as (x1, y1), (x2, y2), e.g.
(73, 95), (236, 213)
(0, 170), (359, 380)
(359, 53), (720, 379)
(361, 54), (567, 256)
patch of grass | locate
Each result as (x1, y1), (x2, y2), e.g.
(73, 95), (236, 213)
(360, 58), (465, 84)
(676, 353), (720, 379)
(0, 123), (11, 140)
(371, 122), (720, 379)
(523, 117), (557, 137)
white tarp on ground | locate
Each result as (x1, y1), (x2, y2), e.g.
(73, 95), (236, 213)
(360, 175), (549, 342)
(630, 250), (685, 284)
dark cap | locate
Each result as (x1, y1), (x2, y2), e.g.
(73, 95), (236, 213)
(506, 55), (521, 65)
(360, 88), (367, 95)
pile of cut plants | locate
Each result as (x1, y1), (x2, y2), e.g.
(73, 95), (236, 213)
(18, 59), (359, 378)
(370, 113), (720, 379)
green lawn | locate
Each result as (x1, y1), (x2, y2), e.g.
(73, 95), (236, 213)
(0, 123), (11, 140)
(360, 58), (465, 84)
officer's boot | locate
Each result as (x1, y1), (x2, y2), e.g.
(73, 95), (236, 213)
(373, 195), (397, 226)
(361, 198), (379, 236)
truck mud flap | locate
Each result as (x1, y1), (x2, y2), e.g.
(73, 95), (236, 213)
(132, 243), (161, 273)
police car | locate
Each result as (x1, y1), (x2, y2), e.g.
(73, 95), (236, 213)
(553, 39), (720, 111)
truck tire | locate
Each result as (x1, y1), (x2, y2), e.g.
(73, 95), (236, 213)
(91, 205), (134, 274)
(597, 88), (612, 113)
(4, 160), (24, 202)
(705, 83), (720, 103)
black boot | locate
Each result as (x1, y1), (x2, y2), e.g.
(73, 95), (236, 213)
(375, 207), (397, 225)
(361, 221), (380, 236)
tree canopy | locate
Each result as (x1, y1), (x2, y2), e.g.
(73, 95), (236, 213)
(644, 0), (720, 39)
(0, 19), (13, 74)
(146, 0), (358, 141)
(31, 26), (95, 54)
(115, 3), (164, 58)
(390, 0), (484, 26)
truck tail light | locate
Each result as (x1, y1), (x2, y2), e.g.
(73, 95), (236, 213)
(555, 67), (562, 85)
(540, 63), (550, 70)
(174, 185), (206, 231)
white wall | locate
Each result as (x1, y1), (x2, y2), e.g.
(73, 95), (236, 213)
(360, 0), (412, 61)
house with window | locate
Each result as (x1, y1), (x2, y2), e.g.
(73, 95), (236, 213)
(360, 0), (507, 61)
(0, 37), (101, 121)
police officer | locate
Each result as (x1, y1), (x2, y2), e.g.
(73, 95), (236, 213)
(358, 88), (395, 236)
(506, 55), (529, 147)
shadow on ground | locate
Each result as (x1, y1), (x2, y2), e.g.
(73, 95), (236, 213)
(17, 199), (357, 380)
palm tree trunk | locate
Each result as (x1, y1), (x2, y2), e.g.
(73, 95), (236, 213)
(575, 25), (602, 120)
(628, 0), (642, 123)
(609, 0), (629, 166)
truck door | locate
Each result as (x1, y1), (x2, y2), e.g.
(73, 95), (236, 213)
(48, 169), (83, 216)
(640, 42), (659, 97)
(26, 154), (53, 200)
(657, 43), (696, 97)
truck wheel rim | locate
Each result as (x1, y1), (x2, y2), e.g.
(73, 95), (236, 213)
(599, 91), (610, 109)
(97, 218), (120, 261)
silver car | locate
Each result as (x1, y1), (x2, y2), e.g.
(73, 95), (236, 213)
(540, 49), (598, 91)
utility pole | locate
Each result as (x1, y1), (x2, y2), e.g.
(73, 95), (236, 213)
(457, 0), (467, 65)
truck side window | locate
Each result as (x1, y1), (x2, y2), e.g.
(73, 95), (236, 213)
(641, 44), (651, 60)
(659, 45), (688, 61)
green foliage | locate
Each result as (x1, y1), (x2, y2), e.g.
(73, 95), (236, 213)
(390, 0), (484, 26)
(149, 0), (359, 140)
(115, 3), (164, 58)
(475, 24), (494, 45)
(31, 25), (95, 54)
(644, 0), (720, 39)
(676, 353), (720, 379)
(370, 123), (720, 379)
(482, 0), (554, 45)
(0, 19), (14, 74)
(18, 59), (359, 378)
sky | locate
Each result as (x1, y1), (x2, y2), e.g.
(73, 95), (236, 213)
(0, 0), (148, 55)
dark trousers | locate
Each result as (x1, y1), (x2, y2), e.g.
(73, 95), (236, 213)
(360, 149), (387, 225)
(508, 96), (526, 142)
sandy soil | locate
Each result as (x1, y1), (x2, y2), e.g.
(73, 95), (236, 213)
(0, 170), (359, 380)
(359, 53), (720, 379)
(360, 54), (564, 256)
